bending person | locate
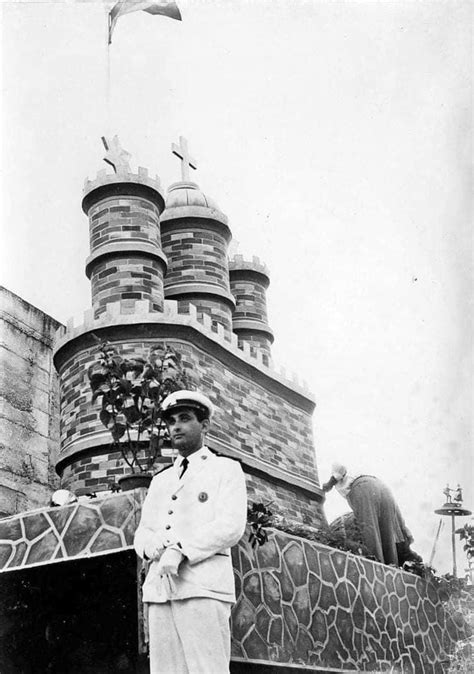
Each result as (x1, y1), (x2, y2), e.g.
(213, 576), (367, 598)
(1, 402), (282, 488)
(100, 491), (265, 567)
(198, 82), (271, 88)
(322, 463), (421, 567)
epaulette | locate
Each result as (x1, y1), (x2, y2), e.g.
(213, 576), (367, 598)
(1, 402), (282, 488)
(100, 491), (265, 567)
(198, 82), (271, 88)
(208, 448), (243, 464)
(154, 463), (173, 475)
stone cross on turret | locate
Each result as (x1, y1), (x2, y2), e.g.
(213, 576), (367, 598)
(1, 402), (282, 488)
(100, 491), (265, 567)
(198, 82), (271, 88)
(172, 136), (196, 181)
(102, 135), (131, 173)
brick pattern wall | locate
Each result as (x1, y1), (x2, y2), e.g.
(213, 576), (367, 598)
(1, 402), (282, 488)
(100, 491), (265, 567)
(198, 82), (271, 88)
(229, 274), (269, 324)
(59, 454), (321, 525)
(177, 297), (233, 335)
(161, 224), (234, 334)
(90, 256), (165, 317)
(245, 475), (322, 526)
(229, 267), (272, 360)
(57, 336), (318, 520)
(59, 449), (168, 495)
(161, 225), (231, 290)
(89, 197), (161, 250)
(87, 196), (166, 316)
(235, 332), (272, 364)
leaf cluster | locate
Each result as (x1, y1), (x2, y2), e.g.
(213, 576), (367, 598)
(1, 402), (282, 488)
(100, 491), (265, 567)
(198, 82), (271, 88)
(456, 523), (474, 559)
(88, 342), (190, 473)
(247, 502), (274, 548)
(271, 513), (375, 558)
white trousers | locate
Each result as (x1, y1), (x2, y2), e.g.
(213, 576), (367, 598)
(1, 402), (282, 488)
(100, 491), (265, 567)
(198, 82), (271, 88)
(147, 598), (232, 674)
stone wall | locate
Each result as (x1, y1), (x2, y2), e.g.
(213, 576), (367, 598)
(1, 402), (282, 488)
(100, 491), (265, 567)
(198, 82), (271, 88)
(231, 529), (473, 673)
(0, 288), (61, 515)
(0, 492), (471, 673)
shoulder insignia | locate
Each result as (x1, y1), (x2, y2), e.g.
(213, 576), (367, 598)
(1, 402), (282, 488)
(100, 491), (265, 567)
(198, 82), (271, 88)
(154, 463), (173, 475)
(208, 448), (242, 464)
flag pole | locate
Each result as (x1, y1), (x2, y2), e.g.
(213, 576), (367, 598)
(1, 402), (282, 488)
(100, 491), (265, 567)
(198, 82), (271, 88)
(105, 8), (112, 135)
(428, 518), (443, 567)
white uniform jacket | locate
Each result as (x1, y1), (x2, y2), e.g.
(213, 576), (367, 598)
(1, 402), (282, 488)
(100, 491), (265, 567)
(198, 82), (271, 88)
(134, 446), (247, 604)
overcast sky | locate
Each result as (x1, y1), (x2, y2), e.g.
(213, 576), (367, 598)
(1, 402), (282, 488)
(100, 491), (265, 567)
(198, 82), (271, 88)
(1, 0), (472, 575)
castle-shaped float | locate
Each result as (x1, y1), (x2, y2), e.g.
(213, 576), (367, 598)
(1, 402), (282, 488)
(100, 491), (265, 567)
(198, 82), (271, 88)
(53, 135), (323, 523)
(0, 138), (470, 673)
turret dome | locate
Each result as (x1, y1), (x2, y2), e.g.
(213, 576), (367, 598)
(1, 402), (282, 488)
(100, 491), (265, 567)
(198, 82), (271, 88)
(165, 181), (219, 210)
(162, 181), (228, 227)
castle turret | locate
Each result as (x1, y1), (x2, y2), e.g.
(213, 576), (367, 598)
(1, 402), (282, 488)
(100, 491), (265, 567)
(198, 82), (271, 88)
(82, 137), (167, 317)
(160, 137), (235, 337)
(229, 254), (274, 365)
(53, 136), (323, 526)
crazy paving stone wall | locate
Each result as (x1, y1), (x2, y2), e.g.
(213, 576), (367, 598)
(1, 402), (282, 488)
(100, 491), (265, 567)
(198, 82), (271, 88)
(231, 529), (473, 673)
(0, 495), (471, 673)
(0, 492), (142, 571)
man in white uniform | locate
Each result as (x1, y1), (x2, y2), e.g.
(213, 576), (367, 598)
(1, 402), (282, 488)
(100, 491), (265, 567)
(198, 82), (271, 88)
(134, 390), (248, 674)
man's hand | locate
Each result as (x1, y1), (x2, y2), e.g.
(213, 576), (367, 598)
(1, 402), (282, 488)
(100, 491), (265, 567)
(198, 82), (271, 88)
(144, 535), (165, 561)
(155, 547), (184, 576)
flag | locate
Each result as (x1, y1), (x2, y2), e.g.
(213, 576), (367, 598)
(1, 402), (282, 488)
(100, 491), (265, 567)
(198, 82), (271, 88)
(108, 0), (182, 44)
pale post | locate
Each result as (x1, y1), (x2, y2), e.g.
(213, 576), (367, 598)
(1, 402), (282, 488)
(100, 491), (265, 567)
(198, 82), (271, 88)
(101, 135), (132, 173)
(434, 484), (471, 577)
(172, 136), (197, 181)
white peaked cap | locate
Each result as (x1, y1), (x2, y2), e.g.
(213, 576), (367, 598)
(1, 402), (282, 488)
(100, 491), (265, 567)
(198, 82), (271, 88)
(161, 390), (214, 420)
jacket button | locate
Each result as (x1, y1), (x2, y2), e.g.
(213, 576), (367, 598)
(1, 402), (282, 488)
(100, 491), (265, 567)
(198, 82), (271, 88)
(165, 524), (171, 530)
(168, 510), (173, 515)
(171, 495), (177, 500)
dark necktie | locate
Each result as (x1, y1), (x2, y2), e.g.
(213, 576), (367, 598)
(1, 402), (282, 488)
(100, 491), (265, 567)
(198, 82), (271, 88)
(179, 457), (189, 479)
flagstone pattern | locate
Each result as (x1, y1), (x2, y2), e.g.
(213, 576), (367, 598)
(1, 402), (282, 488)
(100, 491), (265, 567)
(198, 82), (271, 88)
(231, 530), (472, 673)
(0, 491), (144, 572)
(0, 494), (470, 672)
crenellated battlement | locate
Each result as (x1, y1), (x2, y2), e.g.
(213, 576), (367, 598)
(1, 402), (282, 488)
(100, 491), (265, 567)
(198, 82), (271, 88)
(83, 166), (162, 203)
(50, 137), (319, 517)
(228, 254), (269, 278)
(53, 299), (312, 399)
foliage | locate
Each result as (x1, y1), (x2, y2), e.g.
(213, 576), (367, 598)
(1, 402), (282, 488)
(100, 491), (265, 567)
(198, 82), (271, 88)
(401, 558), (435, 579)
(457, 523), (474, 559)
(247, 502), (273, 548)
(271, 513), (376, 558)
(246, 504), (473, 673)
(88, 341), (189, 474)
(246, 503), (375, 558)
(428, 571), (472, 601)
(247, 500), (471, 594)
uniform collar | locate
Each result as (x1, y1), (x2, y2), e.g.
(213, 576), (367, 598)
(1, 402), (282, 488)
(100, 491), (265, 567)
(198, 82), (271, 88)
(171, 447), (211, 496)
(175, 445), (210, 471)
